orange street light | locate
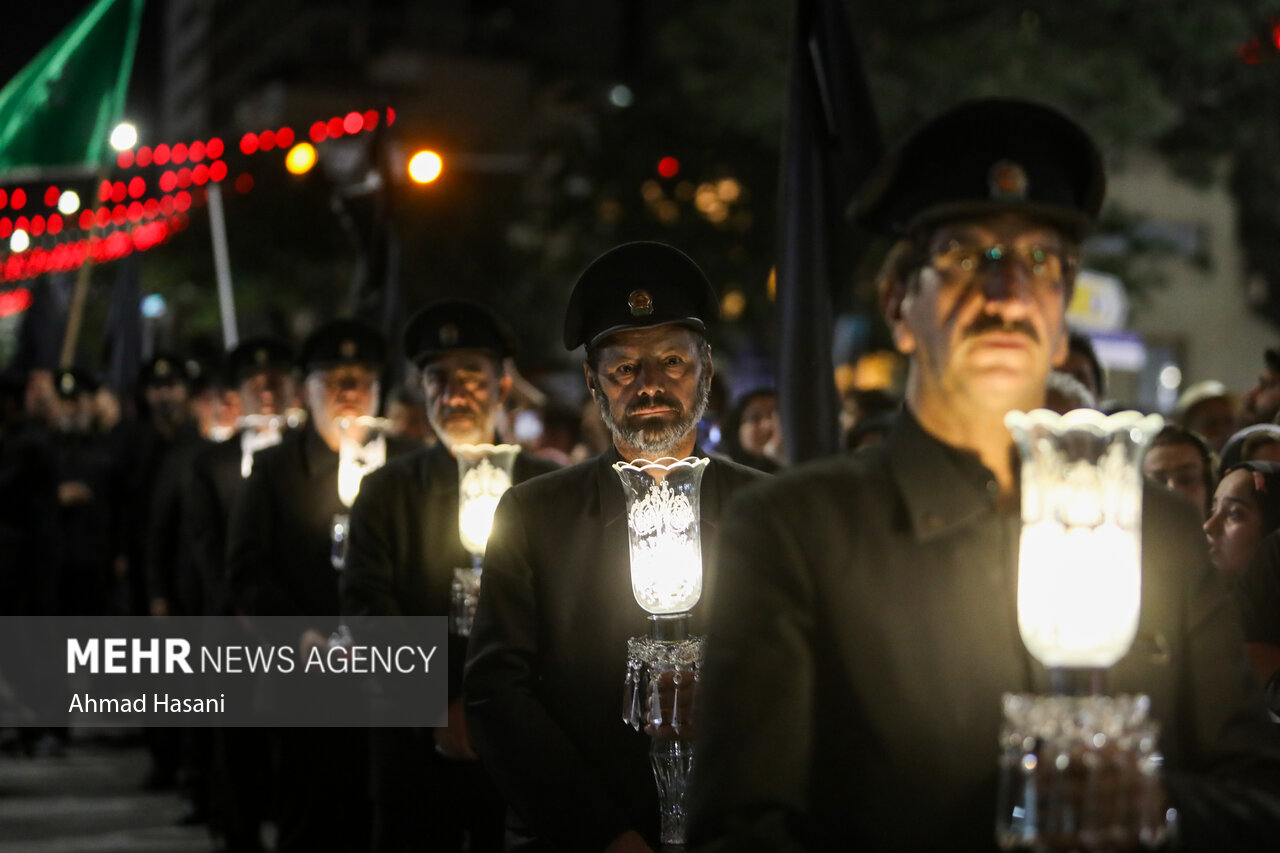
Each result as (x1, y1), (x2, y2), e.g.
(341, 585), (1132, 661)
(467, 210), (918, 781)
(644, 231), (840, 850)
(285, 142), (317, 175)
(408, 150), (443, 184)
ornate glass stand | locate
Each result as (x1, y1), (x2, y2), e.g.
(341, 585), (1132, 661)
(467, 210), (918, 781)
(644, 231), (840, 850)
(622, 614), (703, 846)
(996, 693), (1173, 851)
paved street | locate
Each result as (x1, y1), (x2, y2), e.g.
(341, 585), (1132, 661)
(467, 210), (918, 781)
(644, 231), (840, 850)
(0, 729), (215, 853)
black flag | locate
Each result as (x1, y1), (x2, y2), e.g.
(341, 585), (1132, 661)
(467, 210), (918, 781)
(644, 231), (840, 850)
(776, 0), (883, 464)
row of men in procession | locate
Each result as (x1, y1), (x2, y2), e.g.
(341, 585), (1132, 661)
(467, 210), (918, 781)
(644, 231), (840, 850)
(7, 96), (1280, 853)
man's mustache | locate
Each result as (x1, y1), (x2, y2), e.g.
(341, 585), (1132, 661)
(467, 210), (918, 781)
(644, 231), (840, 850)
(963, 314), (1039, 343)
(627, 393), (683, 417)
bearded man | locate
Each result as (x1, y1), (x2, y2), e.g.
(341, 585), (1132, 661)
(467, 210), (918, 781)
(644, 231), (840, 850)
(464, 242), (765, 852)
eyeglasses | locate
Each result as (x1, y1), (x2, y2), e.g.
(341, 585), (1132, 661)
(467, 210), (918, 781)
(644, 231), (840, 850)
(926, 239), (1076, 289)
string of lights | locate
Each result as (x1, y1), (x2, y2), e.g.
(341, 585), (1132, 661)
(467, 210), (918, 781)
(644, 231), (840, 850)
(0, 107), (399, 285)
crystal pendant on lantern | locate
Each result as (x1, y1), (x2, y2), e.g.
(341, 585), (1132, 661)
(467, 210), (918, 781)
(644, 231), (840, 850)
(450, 444), (521, 637)
(331, 416), (387, 570)
(995, 408), (1171, 851)
(613, 456), (709, 847)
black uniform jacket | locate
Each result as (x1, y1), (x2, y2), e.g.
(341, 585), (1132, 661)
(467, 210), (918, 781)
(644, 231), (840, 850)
(463, 447), (765, 851)
(147, 431), (210, 614)
(686, 411), (1280, 853)
(226, 426), (417, 623)
(339, 441), (559, 697)
(186, 432), (253, 616)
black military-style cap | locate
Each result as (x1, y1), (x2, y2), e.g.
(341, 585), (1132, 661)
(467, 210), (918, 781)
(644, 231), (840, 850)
(54, 368), (98, 399)
(139, 352), (189, 388)
(185, 357), (217, 393)
(852, 98), (1105, 240)
(563, 241), (719, 351)
(402, 299), (517, 366)
(300, 318), (387, 373)
(226, 336), (295, 384)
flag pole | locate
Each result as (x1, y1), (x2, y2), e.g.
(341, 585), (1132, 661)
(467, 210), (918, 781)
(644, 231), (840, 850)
(59, 170), (106, 369)
(207, 182), (238, 348)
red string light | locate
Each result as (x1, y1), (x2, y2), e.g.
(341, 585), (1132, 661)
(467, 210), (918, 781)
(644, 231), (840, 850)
(0, 106), (396, 281)
(0, 214), (185, 283)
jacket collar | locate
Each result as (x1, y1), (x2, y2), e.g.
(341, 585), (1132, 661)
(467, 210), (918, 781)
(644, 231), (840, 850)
(421, 441), (459, 495)
(887, 409), (1001, 541)
(300, 425), (338, 478)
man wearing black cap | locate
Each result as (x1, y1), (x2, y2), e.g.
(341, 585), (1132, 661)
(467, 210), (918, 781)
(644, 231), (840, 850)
(49, 369), (122, 616)
(123, 353), (201, 618)
(118, 354), (205, 789)
(686, 99), (1280, 851)
(462, 242), (764, 852)
(183, 334), (294, 853)
(339, 299), (556, 853)
(224, 318), (415, 853)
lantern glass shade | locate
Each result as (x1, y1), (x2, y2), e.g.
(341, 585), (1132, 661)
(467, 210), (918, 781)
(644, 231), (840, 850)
(454, 444), (521, 559)
(613, 457), (710, 615)
(1005, 409), (1163, 670)
(336, 416), (387, 508)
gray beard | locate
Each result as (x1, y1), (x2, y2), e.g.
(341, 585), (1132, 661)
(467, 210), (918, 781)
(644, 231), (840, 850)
(593, 375), (711, 459)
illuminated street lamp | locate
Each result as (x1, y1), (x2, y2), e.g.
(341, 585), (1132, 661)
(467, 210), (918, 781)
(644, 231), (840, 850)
(615, 456), (709, 847)
(110, 122), (137, 151)
(996, 409), (1170, 850)
(285, 142), (317, 176)
(407, 150), (443, 184)
(449, 444), (521, 636)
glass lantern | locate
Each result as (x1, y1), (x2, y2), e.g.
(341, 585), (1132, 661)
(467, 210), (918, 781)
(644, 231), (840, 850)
(996, 409), (1170, 850)
(237, 413), (285, 479)
(613, 456), (710, 847)
(449, 443), (521, 637)
(330, 416), (388, 570)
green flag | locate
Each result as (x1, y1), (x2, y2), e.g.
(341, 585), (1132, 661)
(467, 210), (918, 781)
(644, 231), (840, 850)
(0, 0), (145, 181)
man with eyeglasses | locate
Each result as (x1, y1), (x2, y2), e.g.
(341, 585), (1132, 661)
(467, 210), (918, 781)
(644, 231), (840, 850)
(686, 99), (1280, 852)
